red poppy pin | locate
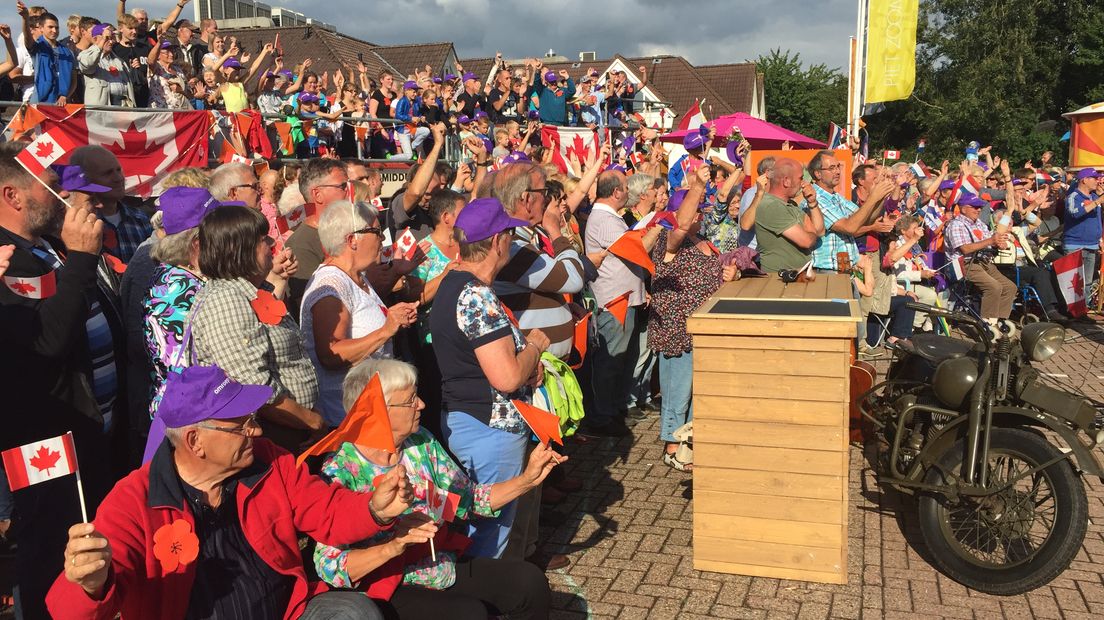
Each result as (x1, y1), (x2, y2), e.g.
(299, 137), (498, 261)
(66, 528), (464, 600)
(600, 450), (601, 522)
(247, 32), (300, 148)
(250, 289), (287, 325)
(152, 519), (200, 574)
(104, 253), (127, 274)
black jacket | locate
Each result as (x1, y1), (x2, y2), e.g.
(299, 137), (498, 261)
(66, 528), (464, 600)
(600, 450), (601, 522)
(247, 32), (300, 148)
(0, 227), (128, 471)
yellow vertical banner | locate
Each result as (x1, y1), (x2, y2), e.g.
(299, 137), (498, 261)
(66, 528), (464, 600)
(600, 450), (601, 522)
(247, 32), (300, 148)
(864, 0), (919, 104)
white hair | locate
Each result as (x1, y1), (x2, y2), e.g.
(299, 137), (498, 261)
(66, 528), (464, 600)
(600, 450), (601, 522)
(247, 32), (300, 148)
(208, 162), (254, 201)
(342, 358), (418, 413)
(625, 173), (656, 207)
(317, 200), (377, 257)
(278, 184), (305, 216)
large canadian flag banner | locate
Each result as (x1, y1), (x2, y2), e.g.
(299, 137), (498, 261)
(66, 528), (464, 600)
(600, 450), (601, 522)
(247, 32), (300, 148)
(541, 126), (609, 177)
(2, 432), (78, 491)
(38, 107), (210, 196)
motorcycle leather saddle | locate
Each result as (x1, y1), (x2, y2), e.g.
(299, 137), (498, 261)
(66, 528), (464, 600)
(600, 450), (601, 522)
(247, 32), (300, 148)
(911, 333), (976, 363)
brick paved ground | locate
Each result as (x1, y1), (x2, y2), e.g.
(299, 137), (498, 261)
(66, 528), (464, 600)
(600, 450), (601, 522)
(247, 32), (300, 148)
(541, 320), (1104, 619)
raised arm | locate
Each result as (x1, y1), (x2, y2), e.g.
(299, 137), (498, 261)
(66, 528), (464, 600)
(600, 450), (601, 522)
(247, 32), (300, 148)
(158, 0), (188, 37)
(401, 122), (446, 213)
(244, 43), (272, 85)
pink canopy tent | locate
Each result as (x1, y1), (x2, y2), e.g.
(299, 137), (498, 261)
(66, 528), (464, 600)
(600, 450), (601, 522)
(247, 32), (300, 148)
(660, 113), (827, 150)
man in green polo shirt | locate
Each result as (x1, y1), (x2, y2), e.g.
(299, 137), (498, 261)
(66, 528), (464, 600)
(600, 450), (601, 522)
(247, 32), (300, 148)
(754, 158), (825, 272)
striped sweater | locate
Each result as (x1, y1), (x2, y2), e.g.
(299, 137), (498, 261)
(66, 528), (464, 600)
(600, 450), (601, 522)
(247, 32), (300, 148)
(494, 227), (585, 360)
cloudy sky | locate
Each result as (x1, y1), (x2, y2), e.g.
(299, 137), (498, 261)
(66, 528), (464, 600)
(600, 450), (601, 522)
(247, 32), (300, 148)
(2, 0), (858, 70)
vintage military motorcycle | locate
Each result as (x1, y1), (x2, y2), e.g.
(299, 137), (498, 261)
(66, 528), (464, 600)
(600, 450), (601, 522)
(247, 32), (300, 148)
(858, 302), (1104, 595)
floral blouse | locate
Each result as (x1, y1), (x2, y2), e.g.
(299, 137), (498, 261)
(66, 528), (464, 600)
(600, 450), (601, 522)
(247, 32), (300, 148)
(313, 430), (498, 591)
(411, 238), (452, 345)
(647, 229), (723, 355)
(143, 264), (204, 418)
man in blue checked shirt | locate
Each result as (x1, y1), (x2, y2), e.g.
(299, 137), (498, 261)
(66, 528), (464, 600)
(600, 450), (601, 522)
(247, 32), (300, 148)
(803, 150), (896, 272)
(69, 145), (152, 264)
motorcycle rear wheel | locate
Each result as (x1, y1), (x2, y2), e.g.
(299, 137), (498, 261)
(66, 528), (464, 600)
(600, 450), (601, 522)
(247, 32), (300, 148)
(917, 427), (1087, 595)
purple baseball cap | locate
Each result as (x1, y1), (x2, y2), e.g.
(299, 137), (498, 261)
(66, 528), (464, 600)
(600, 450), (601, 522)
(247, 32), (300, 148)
(142, 365), (272, 463)
(91, 24), (111, 38)
(1076, 168), (1100, 181)
(159, 40), (176, 50)
(544, 71), (557, 83)
(444, 73), (458, 82)
(667, 189), (690, 212)
(938, 179), (956, 191)
(482, 137), (494, 153)
(462, 72), (477, 82)
(223, 57), (243, 69)
(455, 197), (529, 243)
(457, 114), (471, 125)
(527, 110), (540, 120)
(473, 110), (488, 120)
(957, 194), (988, 209)
(606, 164), (628, 174)
(502, 151), (531, 165)
(403, 80), (419, 90)
(432, 76), (443, 84)
(159, 187), (223, 235)
(683, 131), (706, 151)
(298, 92), (319, 104)
(51, 164), (111, 194)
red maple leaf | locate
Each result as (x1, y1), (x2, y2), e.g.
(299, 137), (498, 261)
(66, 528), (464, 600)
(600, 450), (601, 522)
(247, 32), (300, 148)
(9, 281), (36, 294)
(118, 122), (164, 178)
(34, 141), (55, 159)
(29, 445), (61, 474)
(571, 134), (587, 162)
(1072, 271), (1084, 298)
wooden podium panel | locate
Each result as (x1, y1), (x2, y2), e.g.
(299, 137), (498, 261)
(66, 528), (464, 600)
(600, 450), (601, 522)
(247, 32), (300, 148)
(686, 274), (858, 584)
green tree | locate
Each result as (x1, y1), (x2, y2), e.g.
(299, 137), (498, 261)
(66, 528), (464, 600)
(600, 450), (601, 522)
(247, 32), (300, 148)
(756, 49), (848, 143)
(866, 0), (1104, 166)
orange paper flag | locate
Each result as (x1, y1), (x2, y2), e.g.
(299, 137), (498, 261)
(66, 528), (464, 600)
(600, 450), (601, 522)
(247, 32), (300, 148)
(274, 122), (293, 155)
(296, 373), (395, 466)
(9, 105), (46, 138)
(608, 229), (655, 275)
(570, 312), (590, 370)
(231, 112), (254, 141)
(604, 291), (631, 326)
(512, 400), (563, 446)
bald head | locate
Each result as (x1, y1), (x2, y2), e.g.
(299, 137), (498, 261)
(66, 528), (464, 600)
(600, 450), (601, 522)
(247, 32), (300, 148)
(70, 145), (126, 201)
(768, 157), (804, 201)
(595, 170), (627, 208)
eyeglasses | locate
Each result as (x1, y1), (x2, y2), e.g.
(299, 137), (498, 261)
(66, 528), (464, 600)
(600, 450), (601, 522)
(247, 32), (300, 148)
(197, 414), (260, 436)
(820, 164), (843, 171)
(524, 187), (553, 198)
(233, 182), (260, 192)
(352, 226), (382, 237)
(318, 181), (351, 191)
(387, 394), (421, 409)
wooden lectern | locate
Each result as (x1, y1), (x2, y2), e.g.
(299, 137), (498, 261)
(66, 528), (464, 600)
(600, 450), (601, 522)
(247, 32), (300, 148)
(685, 274), (860, 584)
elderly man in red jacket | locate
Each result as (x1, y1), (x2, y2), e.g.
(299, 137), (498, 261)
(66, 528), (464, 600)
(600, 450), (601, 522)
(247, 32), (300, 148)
(46, 365), (415, 619)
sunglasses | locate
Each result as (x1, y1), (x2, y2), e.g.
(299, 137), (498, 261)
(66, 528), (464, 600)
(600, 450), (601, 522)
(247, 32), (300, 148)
(352, 226), (382, 237)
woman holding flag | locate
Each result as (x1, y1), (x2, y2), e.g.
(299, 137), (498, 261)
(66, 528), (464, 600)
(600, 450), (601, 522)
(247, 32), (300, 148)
(312, 358), (556, 619)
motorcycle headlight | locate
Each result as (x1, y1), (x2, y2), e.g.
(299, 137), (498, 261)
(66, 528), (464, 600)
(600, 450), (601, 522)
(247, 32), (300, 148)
(1021, 323), (1065, 362)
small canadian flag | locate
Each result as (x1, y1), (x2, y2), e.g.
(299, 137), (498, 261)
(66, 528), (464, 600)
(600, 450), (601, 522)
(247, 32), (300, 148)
(3, 271), (57, 299)
(883, 150), (901, 161)
(2, 432), (78, 492)
(380, 228), (394, 263)
(16, 129), (77, 176)
(275, 204), (307, 234)
(394, 228), (418, 261)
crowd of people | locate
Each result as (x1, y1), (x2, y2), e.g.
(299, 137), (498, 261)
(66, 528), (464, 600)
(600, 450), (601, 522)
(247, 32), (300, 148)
(0, 2), (1101, 619)
(0, 1), (657, 161)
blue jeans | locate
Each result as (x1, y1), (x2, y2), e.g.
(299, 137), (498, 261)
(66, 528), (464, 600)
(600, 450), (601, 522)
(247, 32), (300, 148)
(658, 351), (694, 442)
(443, 411), (528, 559)
(590, 305), (638, 424)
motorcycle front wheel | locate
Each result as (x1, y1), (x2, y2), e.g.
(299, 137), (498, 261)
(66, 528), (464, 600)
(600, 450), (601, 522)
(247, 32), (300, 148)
(917, 427), (1088, 595)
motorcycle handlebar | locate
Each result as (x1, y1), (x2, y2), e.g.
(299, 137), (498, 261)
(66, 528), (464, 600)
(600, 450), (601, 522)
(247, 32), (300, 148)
(905, 301), (983, 329)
